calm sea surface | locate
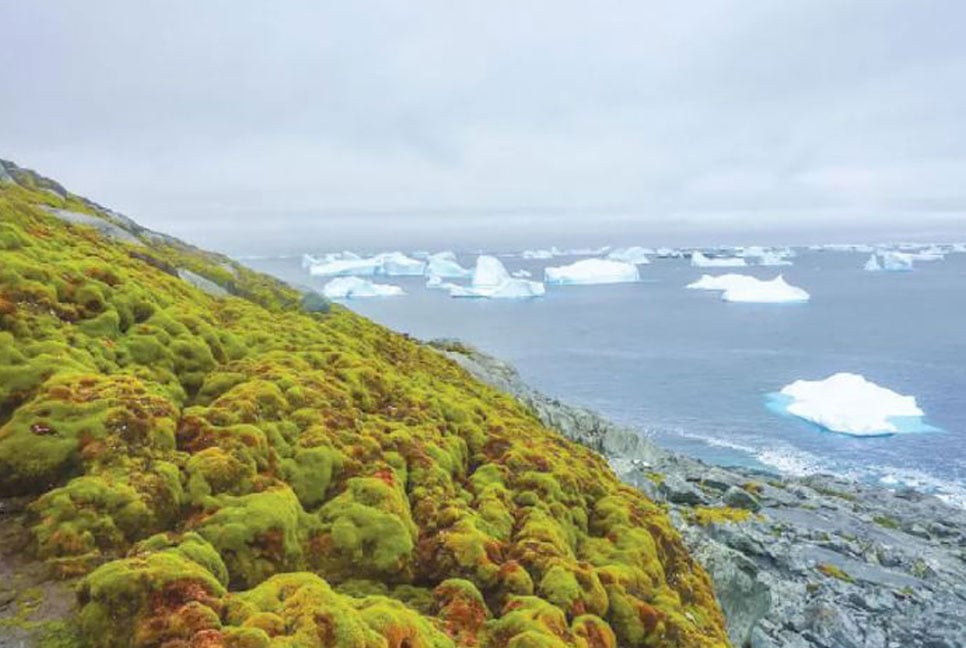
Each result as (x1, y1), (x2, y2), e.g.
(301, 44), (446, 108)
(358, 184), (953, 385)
(247, 250), (966, 506)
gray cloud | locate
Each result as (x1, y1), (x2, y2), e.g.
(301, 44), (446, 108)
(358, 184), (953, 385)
(2, 0), (965, 249)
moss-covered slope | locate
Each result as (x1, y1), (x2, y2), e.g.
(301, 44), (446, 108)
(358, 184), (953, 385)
(0, 160), (729, 647)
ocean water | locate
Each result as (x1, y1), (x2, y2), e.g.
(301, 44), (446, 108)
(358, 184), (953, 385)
(247, 251), (966, 507)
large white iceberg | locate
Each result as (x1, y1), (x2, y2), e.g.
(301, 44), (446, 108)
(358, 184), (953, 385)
(322, 277), (405, 299)
(607, 246), (652, 265)
(687, 274), (809, 303)
(771, 373), (928, 436)
(309, 257), (382, 277)
(691, 251), (747, 268)
(309, 251), (426, 277)
(545, 258), (640, 285)
(448, 255), (545, 298)
(425, 251), (472, 278)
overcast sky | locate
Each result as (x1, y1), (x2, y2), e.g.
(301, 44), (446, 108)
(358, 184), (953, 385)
(2, 1), (965, 250)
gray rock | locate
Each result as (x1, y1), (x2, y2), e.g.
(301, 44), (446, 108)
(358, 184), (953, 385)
(724, 485), (762, 511)
(429, 341), (966, 648)
(176, 269), (229, 298)
(46, 208), (144, 246)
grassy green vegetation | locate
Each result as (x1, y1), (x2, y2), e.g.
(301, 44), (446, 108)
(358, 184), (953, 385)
(0, 162), (729, 647)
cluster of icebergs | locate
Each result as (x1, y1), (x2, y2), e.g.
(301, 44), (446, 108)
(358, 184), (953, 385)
(687, 274), (810, 303)
(769, 373), (931, 436)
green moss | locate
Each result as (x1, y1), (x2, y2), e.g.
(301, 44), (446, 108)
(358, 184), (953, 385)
(873, 514), (900, 530)
(687, 506), (753, 527)
(816, 563), (854, 583)
(0, 168), (729, 647)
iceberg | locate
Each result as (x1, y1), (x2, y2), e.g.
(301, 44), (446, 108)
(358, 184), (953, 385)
(376, 251), (427, 276)
(322, 277), (405, 299)
(687, 274), (809, 303)
(425, 251), (472, 278)
(511, 269), (532, 278)
(545, 258), (640, 285)
(691, 251), (747, 268)
(448, 255), (545, 298)
(309, 257), (382, 277)
(872, 251), (914, 272)
(654, 247), (683, 258)
(308, 251), (425, 277)
(607, 246), (652, 265)
(756, 251), (793, 266)
(863, 254), (881, 272)
(769, 373), (931, 436)
(521, 247), (559, 260)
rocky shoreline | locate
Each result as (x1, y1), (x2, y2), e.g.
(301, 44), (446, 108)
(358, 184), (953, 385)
(432, 340), (966, 648)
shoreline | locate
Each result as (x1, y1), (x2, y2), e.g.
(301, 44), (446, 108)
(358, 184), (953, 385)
(430, 339), (966, 648)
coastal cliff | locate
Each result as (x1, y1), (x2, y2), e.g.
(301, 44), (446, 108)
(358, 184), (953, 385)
(0, 159), (728, 647)
(434, 341), (966, 648)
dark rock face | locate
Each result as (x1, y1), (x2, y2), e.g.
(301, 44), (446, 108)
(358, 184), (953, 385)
(434, 341), (966, 648)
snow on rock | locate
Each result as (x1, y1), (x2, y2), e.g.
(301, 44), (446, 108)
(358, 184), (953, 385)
(688, 274), (809, 303)
(772, 373), (928, 436)
(322, 277), (405, 299)
(607, 246), (652, 264)
(425, 251), (472, 278)
(448, 255), (545, 298)
(545, 258), (640, 285)
(691, 251), (747, 268)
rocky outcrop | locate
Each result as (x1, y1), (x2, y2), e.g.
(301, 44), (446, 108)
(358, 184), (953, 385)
(433, 341), (966, 648)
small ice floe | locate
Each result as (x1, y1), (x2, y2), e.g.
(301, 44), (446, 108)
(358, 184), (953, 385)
(606, 246), (652, 265)
(448, 255), (545, 298)
(691, 251), (747, 268)
(511, 269), (532, 278)
(687, 274), (809, 303)
(767, 373), (934, 436)
(322, 277), (405, 299)
(655, 247), (683, 258)
(544, 258), (640, 285)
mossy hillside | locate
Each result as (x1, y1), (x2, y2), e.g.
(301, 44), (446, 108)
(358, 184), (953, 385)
(0, 162), (730, 647)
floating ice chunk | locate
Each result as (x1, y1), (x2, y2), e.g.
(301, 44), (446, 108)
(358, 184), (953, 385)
(691, 251), (747, 268)
(444, 255), (545, 298)
(879, 251), (914, 271)
(425, 251), (472, 278)
(756, 252), (793, 266)
(308, 251), (425, 277)
(521, 248), (559, 260)
(770, 373), (929, 436)
(425, 275), (460, 291)
(511, 269), (532, 278)
(607, 246), (652, 264)
(863, 254), (881, 271)
(545, 258), (640, 285)
(322, 277), (405, 299)
(309, 257), (382, 277)
(376, 251), (427, 276)
(655, 247), (683, 258)
(688, 273), (809, 303)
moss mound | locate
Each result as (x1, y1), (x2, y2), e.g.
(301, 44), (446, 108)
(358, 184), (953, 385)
(0, 161), (729, 646)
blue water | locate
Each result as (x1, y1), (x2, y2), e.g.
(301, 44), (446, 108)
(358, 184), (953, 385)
(247, 251), (966, 506)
